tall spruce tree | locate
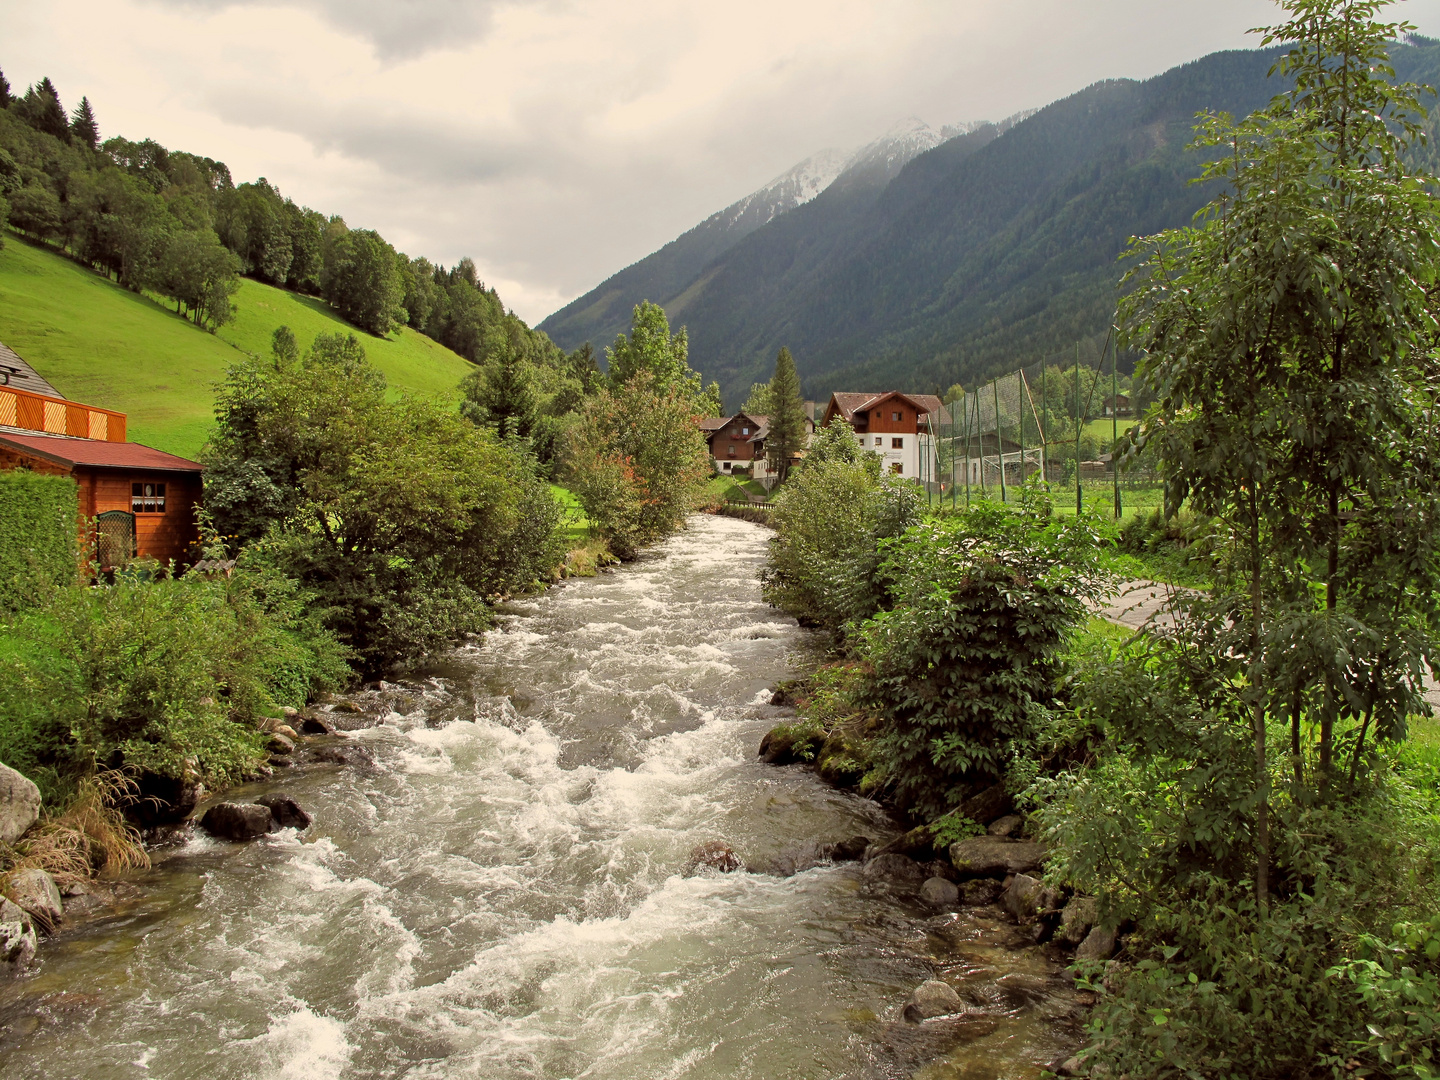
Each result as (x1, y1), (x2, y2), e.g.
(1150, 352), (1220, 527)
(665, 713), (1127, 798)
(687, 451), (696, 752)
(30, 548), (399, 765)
(765, 347), (807, 483)
(0, 69), (10, 109)
(70, 96), (99, 150)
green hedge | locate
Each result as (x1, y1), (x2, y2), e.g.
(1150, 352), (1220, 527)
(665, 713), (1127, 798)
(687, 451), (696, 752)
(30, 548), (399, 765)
(0, 470), (79, 613)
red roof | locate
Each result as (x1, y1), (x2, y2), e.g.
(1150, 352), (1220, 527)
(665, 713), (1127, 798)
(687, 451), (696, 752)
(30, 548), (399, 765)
(0, 431), (203, 472)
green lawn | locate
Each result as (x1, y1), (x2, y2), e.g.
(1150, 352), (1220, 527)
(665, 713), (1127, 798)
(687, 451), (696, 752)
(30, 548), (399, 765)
(0, 235), (474, 459)
(550, 484), (590, 542)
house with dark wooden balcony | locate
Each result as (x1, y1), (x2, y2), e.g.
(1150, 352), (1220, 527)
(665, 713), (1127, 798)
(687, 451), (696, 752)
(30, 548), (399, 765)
(0, 342), (203, 569)
(700, 408), (816, 479)
(822, 391), (949, 480)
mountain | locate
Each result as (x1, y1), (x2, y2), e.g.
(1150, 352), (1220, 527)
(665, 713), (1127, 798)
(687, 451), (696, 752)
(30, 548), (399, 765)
(539, 117), (977, 353)
(542, 42), (1440, 407)
(0, 238), (473, 457)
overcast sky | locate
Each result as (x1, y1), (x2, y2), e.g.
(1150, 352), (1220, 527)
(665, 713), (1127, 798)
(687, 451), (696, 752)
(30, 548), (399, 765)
(6, 0), (1440, 323)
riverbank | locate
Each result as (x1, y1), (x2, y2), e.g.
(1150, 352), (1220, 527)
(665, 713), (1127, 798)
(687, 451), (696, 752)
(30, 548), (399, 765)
(0, 515), (1086, 1079)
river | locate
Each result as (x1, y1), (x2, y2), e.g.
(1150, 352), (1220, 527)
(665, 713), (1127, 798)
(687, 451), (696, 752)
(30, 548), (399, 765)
(0, 514), (1080, 1079)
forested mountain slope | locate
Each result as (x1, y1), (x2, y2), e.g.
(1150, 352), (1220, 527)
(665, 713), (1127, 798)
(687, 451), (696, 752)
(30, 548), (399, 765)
(543, 41), (1440, 406)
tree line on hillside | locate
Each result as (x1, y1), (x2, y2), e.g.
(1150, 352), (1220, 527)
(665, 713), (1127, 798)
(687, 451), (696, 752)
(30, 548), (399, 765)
(0, 67), (551, 369)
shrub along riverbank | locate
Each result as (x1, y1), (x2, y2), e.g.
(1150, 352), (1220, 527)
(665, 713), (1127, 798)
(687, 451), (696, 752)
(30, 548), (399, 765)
(760, 7), (1440, 1075)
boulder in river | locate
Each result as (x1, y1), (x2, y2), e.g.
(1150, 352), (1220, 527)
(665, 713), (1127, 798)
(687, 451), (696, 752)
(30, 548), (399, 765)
(0, 761), (41, 845)
(1076, 924), (1118, 962)
(986, 814), (1024, 838)
(267, 732), (296, 755)
(1003, 874), (1045, 922)
(684, 840), (742, 874)
(903, 979), (963, 1022)
(255, 794), (312, 831)
(4, 868), (63, 932)
(960, 878), (1004, 906)
(300, 713), (337, 736)
(306, 743), (376, 768)
(919, 876), (960, 909)
(200, 802), (277, 841)
(960, 783), (1013, 827)
(1058, 896), (1097, 946)
(0, 897), (37, 978)
(948, 837), (1046, 878)
(821, 835), (870, 862)
(862, 852), (927, 890)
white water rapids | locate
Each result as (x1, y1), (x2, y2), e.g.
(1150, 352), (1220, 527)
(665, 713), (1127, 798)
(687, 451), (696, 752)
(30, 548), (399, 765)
(0, 515), (1078, 1079)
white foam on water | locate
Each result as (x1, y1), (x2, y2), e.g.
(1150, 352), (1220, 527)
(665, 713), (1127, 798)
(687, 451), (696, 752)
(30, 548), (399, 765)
(243, 1007), (354, 1080)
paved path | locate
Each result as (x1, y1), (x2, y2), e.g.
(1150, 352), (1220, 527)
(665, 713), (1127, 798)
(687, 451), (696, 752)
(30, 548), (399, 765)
(1095, 579), (1440, 709)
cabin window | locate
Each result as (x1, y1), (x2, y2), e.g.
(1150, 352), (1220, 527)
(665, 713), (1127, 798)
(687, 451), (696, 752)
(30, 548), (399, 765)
(891, 411), (901, 421)
(721, 461), (732, 471)
(891, 462), (903, 474)
(728, 444), (737, 457)
(132, 481), (166, 513)
(873, 436), (882, 447)
(741, 427), (750, 435)
(892, 437), (904, 449)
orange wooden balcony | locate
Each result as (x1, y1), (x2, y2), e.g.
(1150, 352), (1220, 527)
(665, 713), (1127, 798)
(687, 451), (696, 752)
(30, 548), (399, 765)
(0, 383), (126, 442)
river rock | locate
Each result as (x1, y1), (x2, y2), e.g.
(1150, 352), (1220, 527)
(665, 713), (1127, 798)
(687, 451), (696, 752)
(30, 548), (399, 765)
(919, 876), (960, 909)
(903, 979), (963, 1022)
(0, 898), (36, 978)
(267, 732), (296, 755)
(0, 761), (41, 845)
(255, 794), (312, 831)
(863, 852), (927, 890)
(960, 878), (1004, 906)
(199, 802), (277, 841)
(4, 869), (63, 931)
(300, 713), (337, 736)
(960, 783), (1013, 827)
(1058, 896), (1097, 946)
(987, 814), (1024, 838)
(823, 835), (870, 862)
(1076, 925), (1118, 962)
(948, 837), (1046, 878)
(1003, 874), (1045, 922)
(685, 840), (742, 874)
(307, 744), (376, 768)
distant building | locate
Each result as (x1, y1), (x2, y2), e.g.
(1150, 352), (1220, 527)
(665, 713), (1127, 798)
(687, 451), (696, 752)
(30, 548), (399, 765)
(700, 405), (816, 479)
(0, 341), (203, 569)
(1102, 393), (1132, 418)
(821, 391), (949, 480)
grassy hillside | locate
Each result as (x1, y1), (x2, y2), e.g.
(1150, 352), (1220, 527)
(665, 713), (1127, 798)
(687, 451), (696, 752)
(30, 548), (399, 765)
(0, 237), (474, 458)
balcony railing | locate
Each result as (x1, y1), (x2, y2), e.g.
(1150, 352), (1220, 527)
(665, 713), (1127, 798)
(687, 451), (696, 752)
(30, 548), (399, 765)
(0, 384), (126, 442)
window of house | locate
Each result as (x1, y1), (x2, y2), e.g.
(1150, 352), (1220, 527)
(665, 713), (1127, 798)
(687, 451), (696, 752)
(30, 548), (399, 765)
(132, 481), (166, 513)
(892, 437), (904, 449)
(741, 426), (750, 435)
(728, 444), (737, 456)
(874, 436), (882, 446)
(891, 411), (901, 421)
(891, 462), (903, 474)
(722, 461), (732, 471)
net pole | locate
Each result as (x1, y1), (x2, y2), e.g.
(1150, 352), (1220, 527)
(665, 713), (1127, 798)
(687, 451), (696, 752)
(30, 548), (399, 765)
(994, 378), (1006, 503)
(1017, 372), (1026, 497)
(1074, 342), (1082, 516)
(1112, 328), (1122, 520)
(1041, 363), (1049, 491)
(964, 395), (973, 507)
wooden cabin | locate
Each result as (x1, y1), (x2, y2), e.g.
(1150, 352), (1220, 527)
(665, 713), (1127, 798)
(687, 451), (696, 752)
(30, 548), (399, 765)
(0, 431), (203, 568)
(0, 343), (202, 569)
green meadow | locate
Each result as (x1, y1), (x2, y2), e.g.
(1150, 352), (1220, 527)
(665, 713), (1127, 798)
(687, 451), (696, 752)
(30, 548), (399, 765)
(0, 236), (474, 458)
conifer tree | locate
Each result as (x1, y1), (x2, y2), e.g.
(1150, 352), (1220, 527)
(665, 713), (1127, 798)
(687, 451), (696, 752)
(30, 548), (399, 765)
(70, 96), (99, 150)
(765, 346), (807, 483)
(0, 69), (10, 109)
(29, 78), (69, 140)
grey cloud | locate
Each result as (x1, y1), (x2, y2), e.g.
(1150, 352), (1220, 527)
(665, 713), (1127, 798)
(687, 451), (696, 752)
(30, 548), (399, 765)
(145, 0), (512, 59)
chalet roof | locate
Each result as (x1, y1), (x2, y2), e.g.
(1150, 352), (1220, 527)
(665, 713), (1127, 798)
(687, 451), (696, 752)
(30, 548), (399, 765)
(698, 417), (730, 432)
(703, 412), (770, 442)
(827, 391), (951, 425)
(0, 341), (63, 399)
(0, 431), (203, 473)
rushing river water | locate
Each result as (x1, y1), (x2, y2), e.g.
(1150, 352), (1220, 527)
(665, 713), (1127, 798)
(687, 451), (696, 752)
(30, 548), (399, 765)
(0, 515), (1080, 1079)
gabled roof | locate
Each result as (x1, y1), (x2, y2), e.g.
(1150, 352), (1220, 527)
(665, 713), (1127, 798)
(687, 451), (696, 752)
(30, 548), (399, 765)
(0, 341), (63, 399)
(0, 431), (203, 472)
(826, 391), (951, 425)
(704, 412), (770, 442)
(698, 417), (730, 432)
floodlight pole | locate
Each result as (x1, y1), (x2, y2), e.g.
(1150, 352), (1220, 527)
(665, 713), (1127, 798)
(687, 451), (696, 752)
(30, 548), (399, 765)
(1075, 342), (1082, 516)
(994, 378), (1006, 504)
(1112, 327), (1121, 520)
